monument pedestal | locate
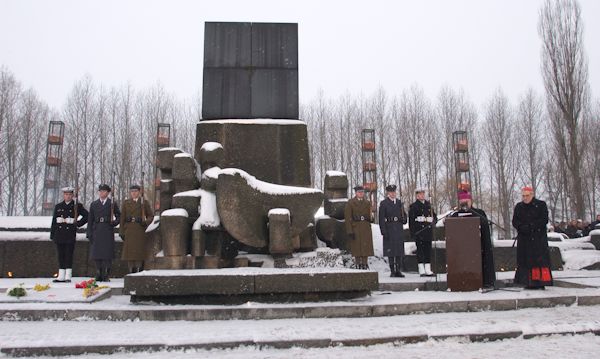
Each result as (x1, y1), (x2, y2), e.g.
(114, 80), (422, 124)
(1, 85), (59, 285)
(124, 268), (378, 304)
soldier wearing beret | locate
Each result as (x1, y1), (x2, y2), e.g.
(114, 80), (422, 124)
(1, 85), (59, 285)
(408, 188), (437, 277)
(86, 184), (121, 281)
(344, 186), (374, 269)
(120, 184), (153, 273)
(50, 187), (88, 282)
(378, 184), (408, 277)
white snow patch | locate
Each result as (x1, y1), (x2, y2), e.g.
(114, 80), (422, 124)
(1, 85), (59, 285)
(325, 170), (346, 177)
(200, 142), (223, 152)
(161, 209), (188, 217)
(173, 189), (203, 198)
(174, 153), (193, 158)
(590, 229), (600, 236)
(158, 147), (182, 152)
(327, 198), (348, 203)
(0, 216), (53, 229)
(268, 208), (290, 216)
(200, 119), (305, 125)
(202, 166), (221, 180)
(160, 179), (173, 183)
(155, 250), (164, 257)
(219, 168), (321, 195)
(193, 189), (220, 229)
(562, 250), (600, 270)
(145, 216), (160, 233)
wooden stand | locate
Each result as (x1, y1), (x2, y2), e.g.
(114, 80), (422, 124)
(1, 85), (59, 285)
(445, 217), (482, 291)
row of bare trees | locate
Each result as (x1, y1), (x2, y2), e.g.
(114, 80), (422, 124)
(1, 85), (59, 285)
(0, 0), (595, 238)
(0, 69), (199, 215)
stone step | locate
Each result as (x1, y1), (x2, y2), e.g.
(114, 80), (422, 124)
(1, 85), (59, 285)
(2, 327), (599, 357)
(2, 292), (599, 322)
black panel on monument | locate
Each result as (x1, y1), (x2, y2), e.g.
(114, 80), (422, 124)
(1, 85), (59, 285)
(251, 69), (299, 118)
(202, 68), (252, 119)
(202, 22), (299, 120)
(204, 22), (252, 68)
(251, 23), (298, 69)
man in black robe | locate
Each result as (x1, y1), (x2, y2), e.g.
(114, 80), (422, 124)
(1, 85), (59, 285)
(512, 186), (553, 289)
(450, 191), (496, 288)
(378, 185), (408, 277)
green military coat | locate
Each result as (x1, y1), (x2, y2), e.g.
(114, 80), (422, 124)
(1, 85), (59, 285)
(344, 197), (374, 257)
(119, 198), (153, 261)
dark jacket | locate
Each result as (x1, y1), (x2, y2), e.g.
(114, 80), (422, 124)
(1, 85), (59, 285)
(408, 200), (437, 241)
(512, 197), (553, 286)
(378, 197), (407, 257)
(450, 207), (496, 287)
(86, 198), (121, 260)
(50, 201), (88, 244)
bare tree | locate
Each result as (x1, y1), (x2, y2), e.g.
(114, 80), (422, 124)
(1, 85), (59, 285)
(516, 88), (545, 190)
(539, 0), (590, 218)
(483, 89), (519, 238)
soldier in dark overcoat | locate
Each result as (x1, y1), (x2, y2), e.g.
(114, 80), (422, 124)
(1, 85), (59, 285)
(408, 188), (437, 276)
(378, 184), (408, 277)
(86, 184), (121, 281)
(512, 186), (553, 289)
(344, 186), (374, 269)
(450, 191), (496, 288)
(120, 184), (153, 273)
(50, 186), (88, 282)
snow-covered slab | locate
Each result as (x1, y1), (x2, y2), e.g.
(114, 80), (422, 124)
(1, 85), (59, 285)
(0, 232), (97, 241)
(0, 216), (53, 230)
(325, 170), (346, 177)
(161, 208), (188, 217)
(219, 168), (321, 195)
(200, 142), (223, 152)
(200, 119), (306, 125)
(131, 267), (370, 277)
(124, 268), (378, 304)
(0, 286), (111, 304)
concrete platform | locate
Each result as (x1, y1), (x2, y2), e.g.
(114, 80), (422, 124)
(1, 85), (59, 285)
(124, 268), (379, 304)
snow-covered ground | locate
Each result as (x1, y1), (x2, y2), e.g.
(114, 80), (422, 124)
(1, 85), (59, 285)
(2, 305), (600, 358)
(20, 335), (600, 359)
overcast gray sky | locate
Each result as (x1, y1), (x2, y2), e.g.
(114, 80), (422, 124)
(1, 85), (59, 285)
(1, 0), (598, 109)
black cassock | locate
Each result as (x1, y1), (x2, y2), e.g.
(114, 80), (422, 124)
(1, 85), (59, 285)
(450, 207), (496, 287)
(512, 198), (553, 287)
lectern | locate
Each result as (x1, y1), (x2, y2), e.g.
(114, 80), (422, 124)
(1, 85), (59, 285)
(445, 216), (482, 291)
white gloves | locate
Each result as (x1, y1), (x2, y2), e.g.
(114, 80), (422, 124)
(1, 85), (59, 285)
(416, 216), (426, 223)
(426, 216), (434, 223)
(56, 217), (74, 224)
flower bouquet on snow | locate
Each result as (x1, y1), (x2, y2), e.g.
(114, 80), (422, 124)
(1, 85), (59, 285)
(6, 283), (27, 298)
(75, 279), (108, 298)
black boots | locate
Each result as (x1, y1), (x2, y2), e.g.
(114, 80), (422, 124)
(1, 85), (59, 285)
(95, 267), (111, 282)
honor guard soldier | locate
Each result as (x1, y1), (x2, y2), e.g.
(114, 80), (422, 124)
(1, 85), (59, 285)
(86, 184), (121, 282)
(120, 184), (153, 273)
(344, 186), (374, 269)
(409, 188), (437, 277)
(50, 187), (88, 282)
(378, 185), (408, 277)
